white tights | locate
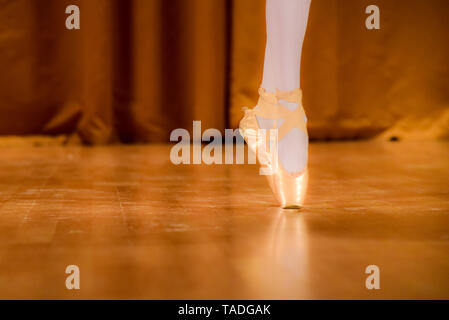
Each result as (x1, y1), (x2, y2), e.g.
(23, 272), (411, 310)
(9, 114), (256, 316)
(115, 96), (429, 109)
(258, 0), (312, 174)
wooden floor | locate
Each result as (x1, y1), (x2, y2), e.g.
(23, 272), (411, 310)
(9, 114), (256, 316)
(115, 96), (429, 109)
(0, 142), (448, 300)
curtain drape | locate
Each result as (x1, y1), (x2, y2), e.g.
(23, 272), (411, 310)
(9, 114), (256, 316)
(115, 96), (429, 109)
(0, 0), (448, 144)
(231, 0), (449, 141)
(0, 0), (228, 144)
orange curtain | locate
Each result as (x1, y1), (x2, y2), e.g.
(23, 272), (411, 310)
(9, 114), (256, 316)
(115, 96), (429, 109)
(0, 0), (448, 144)
(231, 0), (449, 141)
(0, 0), (228, 144)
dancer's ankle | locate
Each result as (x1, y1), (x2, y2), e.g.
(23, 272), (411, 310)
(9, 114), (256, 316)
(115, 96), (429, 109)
(279, 100), (299, 111)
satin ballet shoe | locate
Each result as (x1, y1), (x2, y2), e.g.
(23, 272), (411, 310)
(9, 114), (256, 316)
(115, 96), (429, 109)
(239, 88), (278, 165)
(239, 88), (278, 197)
(239, 88), (309, 209)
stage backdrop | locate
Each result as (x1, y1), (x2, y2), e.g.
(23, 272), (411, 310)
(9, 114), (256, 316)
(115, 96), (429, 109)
(0, 0), (448, 145)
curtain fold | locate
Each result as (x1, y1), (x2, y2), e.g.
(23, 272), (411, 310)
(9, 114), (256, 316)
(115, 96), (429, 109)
(0, 0), (448, 144)
(231, 0), (449, 141)
(0, 0), (228, 144)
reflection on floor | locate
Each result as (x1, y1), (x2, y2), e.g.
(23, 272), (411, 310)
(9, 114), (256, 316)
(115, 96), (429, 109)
(0, 142), (448, 299)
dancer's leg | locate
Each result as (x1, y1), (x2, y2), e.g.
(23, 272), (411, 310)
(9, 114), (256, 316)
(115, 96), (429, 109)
(259, 0), (312, 174)
(266, 0), (311, 92)
(262, 43), (276, 93)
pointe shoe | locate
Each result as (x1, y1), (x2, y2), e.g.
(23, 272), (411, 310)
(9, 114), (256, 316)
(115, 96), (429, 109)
(239, 88), (279, 199)
(239, 88), (278, 169)
(239, 88), (309, 209)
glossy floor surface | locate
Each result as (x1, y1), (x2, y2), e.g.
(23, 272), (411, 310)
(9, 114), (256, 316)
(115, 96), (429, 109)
(0, 142), (448, 299)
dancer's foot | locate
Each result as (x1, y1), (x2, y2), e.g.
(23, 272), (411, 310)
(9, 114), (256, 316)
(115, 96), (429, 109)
(240, 88), (309, 208)
(257, 92), (308, 175)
